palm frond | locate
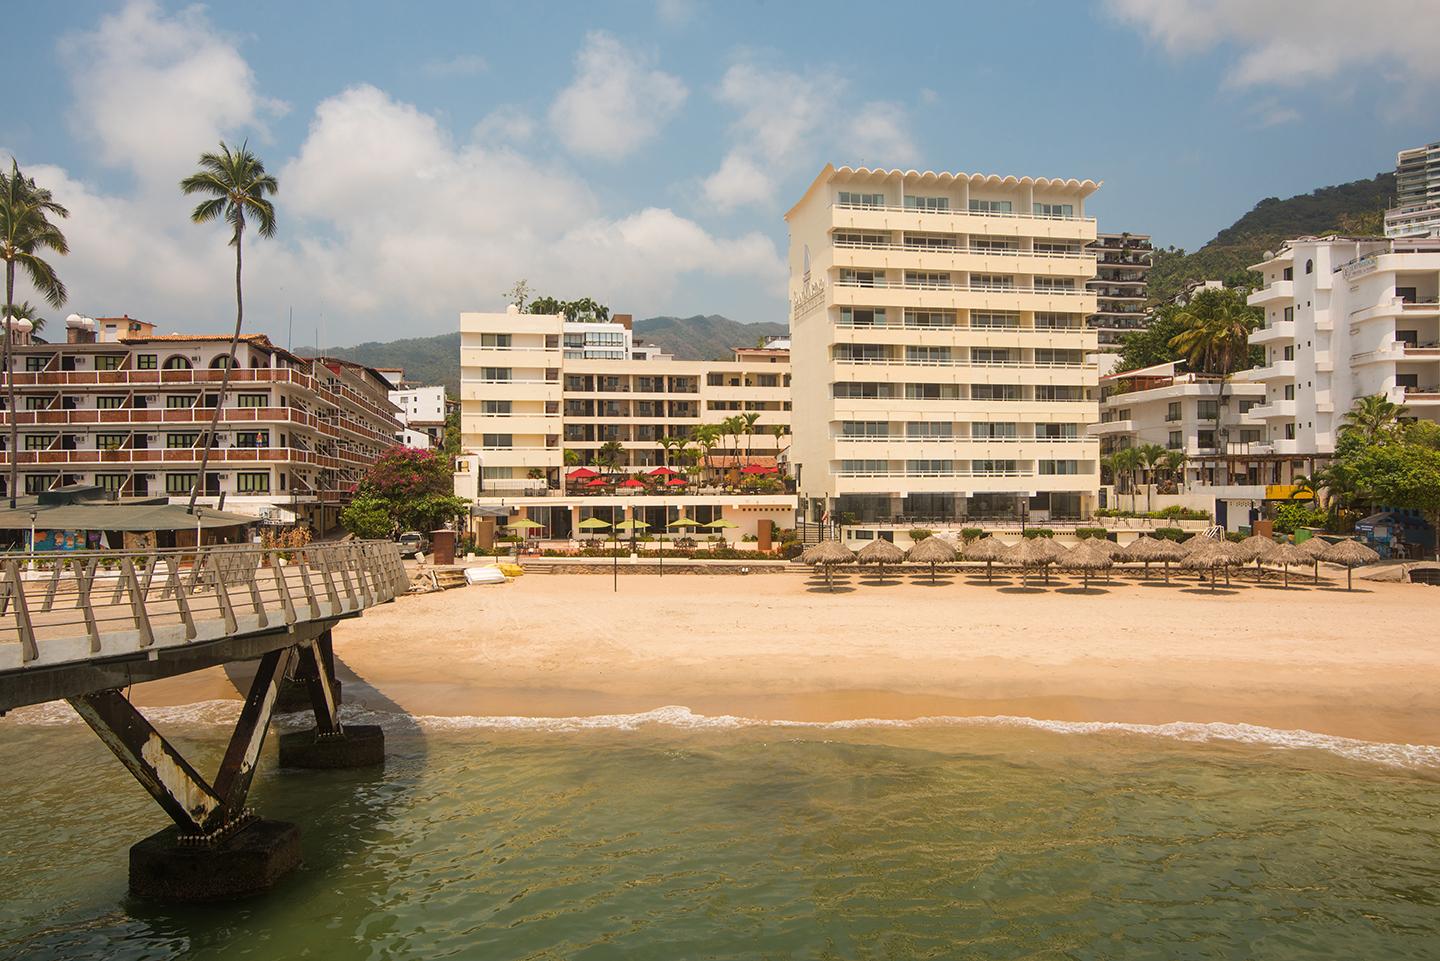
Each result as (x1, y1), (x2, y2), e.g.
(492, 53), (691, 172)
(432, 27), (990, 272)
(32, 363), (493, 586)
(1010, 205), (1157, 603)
(16, 251), (67, 309)
(189, 196), (227, 224)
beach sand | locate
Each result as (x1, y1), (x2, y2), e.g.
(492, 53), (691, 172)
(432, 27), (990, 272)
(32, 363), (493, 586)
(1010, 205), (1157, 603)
(131, 566), (1440, 746)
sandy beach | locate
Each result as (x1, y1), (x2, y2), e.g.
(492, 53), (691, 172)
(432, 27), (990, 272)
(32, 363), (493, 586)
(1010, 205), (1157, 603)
(132, 567), (1440, 746)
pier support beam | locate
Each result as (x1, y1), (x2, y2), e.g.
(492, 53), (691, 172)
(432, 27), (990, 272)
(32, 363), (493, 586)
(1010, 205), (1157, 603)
(275, 630), (341, 713)
(278, 638), (384, 770)
(67, 646), (301, 901)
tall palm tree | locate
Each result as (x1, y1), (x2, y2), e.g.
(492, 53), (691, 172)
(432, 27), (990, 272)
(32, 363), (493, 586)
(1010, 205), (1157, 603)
(6, 301), (48, 335)
(1158, 449), (1188, 490)
(1340, 394), (1407, 443)
(563, 448), (580, 493)
(1110, 446), (1142, 513)
(693, 424), (720, 483)
(658, 435), (678, 468)
(180, 141), (278, 513)
(740, 412), (761, 466)
(1168, 291), (1256, 453)
(1135, 443), (1167, 512)
(2, 160), (70, 507)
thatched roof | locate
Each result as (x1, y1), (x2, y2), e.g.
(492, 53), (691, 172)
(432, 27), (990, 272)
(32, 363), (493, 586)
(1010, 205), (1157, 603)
(1320, 539), (1380, 567)
(1035, 537), (1068, 561)
(1123, 535), (1186, 562)
(962, 537), (1007, 561)
(1059, 540), (1112, 570)
(856, 539), (906, 564)
(1296, 537), (1331, 559)
(1235, 534), (1279, 562)
(1181, 539), (1239, 569)
(1004, 538), (1054, 566)
(804, 539), (856, 566)
(1269, 542), (1312, 566)
(907, 536), (957, 563)
(1087, 539), (1126, 560)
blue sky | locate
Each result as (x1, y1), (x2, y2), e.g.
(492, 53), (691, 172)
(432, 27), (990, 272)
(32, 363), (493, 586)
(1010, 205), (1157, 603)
(4, 0), (1437, 346)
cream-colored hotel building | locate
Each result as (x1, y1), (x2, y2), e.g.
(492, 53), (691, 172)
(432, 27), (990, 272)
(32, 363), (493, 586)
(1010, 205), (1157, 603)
(785, 165), (1102, 525)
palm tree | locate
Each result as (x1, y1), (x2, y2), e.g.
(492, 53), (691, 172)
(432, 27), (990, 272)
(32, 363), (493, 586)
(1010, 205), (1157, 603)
(1168, 290), (1257, 453)
(597, 440), (623, 472)
(1110, 446), (1142, 513)
(658, 435), (678, 468)
(2, 160), (70, 507)
(740, 412), (761, 466)
(1340, 394), (1407, 443)
(563, 448), (580, 493)
(721, 415), (744, 471)
(180, 141), (278, 513)
(1136, 443), (1167, 512)
(693, 424), (720, 483)
(1158, 449), (1187, 491)
(6, 301), (48, 335)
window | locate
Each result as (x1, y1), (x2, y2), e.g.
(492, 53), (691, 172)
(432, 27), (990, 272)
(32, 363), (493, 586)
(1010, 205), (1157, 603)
(757, 374), (778, 387)
(24, 356), (48, 372)
(903, 310), (954, 328)
(902, 233), (955, 249)
(906, 346), (951, 364)
(904, 271), (951, 287)
(95, 433), (127, 451)
(972, 422), (1017, 438)
(1038, 460), (1079, 475)
(24, 396), (49, 411)
(1282, 267), (1294, 281)
(1036, 423), (1079, 439)
(480, 367), (512, 381)
(1237, 399), (1258, 414)
(481, 467), (513, 480)
(906, 459), (953, 474)
(235, 394), (268, 408)
(163, 355), (192, 370)
(972, 348), (1012, 365)
(972, 384), (1020, 401)
(840, 269), (882, 287)
(971, 274), (1014, 290)
(1197, 400), (1219, 420)
(1033, 277), (1075, 291)
(835, 231), (890, 246)
(1166, 402), (1181, 422)
(165, 473), (197, 495)
(1305, 259), (1313, 275)
(904, 195), (949, 211)
(1282, 306), (1294, 324)
(236, 472), (270, 494)
(905, 383), (960, 400)
(137, 354), (157, 370)
(481, 433), (513, 447)
(1034, 313), (1080, 329)
(25, 475), (56, 494)
(94, 473), (126, 493)
(1284, 423), (1296, 440)
(209, 355), (235, 370)
(841, 421), (889, 437)
(96, 396), (125, 410)
(973, 459), (1018, 474)
(481, 400), (512, 415)
(971, 312), (1019, 329)
(1168, 431), (1182, 449)
(24, 434), (55, 450)
(1035, 386), (1083, 401)
(906, 421), (953, 438)
(1283, 385), (1295, 401)
(95, 355), (123, 371)
(971, 238), (1018, 252)
(235, 431), (268, 448)
(839, 459), (887, 473)
(166, 395), (196, 409)
(1197, 430), (1217, 449)
(836, 343), (888, 362)
(1032, 202), (1074, 218)
(968, 199), (1013, 213)
(838, 191), (886, 207)
(839, 307), (886, 327)
(479, 333), (512, 348)
(833, 382), (896, 399)
(167, 433), (198, 448)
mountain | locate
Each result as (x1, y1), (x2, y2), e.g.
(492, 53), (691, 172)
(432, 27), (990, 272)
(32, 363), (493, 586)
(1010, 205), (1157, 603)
(295, 314), (787, 392)
(633, 315), (788, 360)
(1149, 171), (1395, 303)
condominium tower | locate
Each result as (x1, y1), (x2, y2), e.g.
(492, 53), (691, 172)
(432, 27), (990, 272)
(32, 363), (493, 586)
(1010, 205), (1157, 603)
(785, 165), (1102, 525)
(1386, 138), (1440, 239)
(1086, 232), (1153, 351)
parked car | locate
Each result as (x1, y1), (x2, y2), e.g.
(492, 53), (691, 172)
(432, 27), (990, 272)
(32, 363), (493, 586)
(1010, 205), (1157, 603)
(397, 531), (428, 558)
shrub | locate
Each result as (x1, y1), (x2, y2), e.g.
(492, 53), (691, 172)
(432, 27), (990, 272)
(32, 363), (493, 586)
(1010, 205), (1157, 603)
(1225, 531), (1245, 543)
(1153, 527), (1188, 541)
(1272, 501), (1327, 535)
(1154, 505), (1212, 521)
(908, 528), (933, 542)
(1075, 527), (1109, 540)
(960, 528), (985, 542)
(1022, 528), (1055, 539)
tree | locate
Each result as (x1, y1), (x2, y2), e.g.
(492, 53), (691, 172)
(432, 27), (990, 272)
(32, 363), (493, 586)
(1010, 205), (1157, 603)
(1110, 446), (1142, 512)
(1135, 443), (1167, 512)
(441, 404), (461, 458)
(6, 301), (47, 334)
(525, 294), (610, 323)
(693, 424), (720, 482)
(503, 279), (531, 310)
(1158, 449), (1187, 490)
(563, 448), (581, 494)
(1340, 393), (1407, 443)
(346, 446), (467, 537)
(1347, 440), (1440, 560)
(339, 495), (394, 539)
(740, 412), (761, 465)
(180, 141), (278, 514)
(2, 160), (70, 508)
(1167, 287), (1262, 452)
(658, 435), (678, 468)
(597, 440), (624, 471)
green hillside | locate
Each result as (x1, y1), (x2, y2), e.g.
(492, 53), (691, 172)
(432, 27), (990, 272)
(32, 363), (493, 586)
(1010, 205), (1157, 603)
(633, 315), (787, 360)
(296, 332), (462, 393)
(1149, 171), (1394, 302)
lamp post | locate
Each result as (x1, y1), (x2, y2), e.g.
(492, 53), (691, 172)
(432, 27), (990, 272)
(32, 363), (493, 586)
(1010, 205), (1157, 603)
(194, 507), (204, 552)
(27, 509), (37, 571)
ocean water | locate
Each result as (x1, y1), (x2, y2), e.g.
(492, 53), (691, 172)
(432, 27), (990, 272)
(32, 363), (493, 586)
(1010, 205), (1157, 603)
(1, 704), (1438, 961)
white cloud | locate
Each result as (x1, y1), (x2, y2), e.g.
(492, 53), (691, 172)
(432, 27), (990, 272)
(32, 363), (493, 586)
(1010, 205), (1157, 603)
(58, 0), (286, 193)
(655, 0), (698, 26)
(472, 106), (536, 144)
(1107, 0), (1440, 87)
(25, 7), (782, 342)
(1251, 99), (1301, 129)
(701, 61), (920, 210)
(422, 54), (488, 78)
(548, 31), (687, 161)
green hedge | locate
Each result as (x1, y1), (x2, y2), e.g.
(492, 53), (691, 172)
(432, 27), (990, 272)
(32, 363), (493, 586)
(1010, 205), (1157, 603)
(1021, 528), (1055, 539)
(960, 528), (985, 542)
(1074, 527), (1109, 540)
(907, 528), (933, 541)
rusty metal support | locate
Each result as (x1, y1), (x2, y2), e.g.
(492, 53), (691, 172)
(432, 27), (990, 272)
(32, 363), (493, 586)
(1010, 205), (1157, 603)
(211, 646), (297, 822)
(296, 639), (342, 736)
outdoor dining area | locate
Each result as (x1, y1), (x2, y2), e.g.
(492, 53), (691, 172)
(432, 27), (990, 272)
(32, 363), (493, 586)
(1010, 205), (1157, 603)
(565, 464), (781, 495)
(800, 532), (1383, 594)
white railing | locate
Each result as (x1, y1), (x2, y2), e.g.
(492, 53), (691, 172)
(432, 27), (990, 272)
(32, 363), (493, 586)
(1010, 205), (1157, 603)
(833, 202), (1094, 224)
(833, 321), (1088, 332)
(835, 279), (1091, 296)
(834, 356), (1089, 369)
(832, 241), (1093, 259)
(835, 469), (1031, 478)
(834, 435), (1090, 443)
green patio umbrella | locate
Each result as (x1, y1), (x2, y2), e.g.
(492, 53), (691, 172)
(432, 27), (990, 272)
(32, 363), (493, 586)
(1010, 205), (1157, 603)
(613, 518), (650, 591)
(578, 516), (614, 591)
(663, 516), (703, 576)
(506, 517), (544, 554)
(577, 516), (612, 551)
(705, 517), (738, 550)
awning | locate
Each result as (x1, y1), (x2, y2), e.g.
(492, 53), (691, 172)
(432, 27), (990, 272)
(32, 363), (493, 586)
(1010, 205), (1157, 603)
(0, 503), (260, 532)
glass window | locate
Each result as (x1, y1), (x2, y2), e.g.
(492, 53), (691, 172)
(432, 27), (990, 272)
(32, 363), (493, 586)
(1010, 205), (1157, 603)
(1166, 402), (1181, 422)
(971, 312), (1019, 329)
(236, 472), (270, 494)
(24, 396), (49, 410)
(968, 199), (1013, 213)
(479, 333), (512, 348)
(481, 433), (513, 447)
(1168, 431), (1182, 449)
(24, 434), (55, 450)
(904, 383), (960, 400)
(481, 400), (512, 415)
(904, 195), (949, 211)
(972, 384), (1020, 401)
(906, 459), (953, 474)
(162, 355), (191, 370)
(166, 395), (196, 409)
(136, 354), (157, 370)
(1032, 202), (1075, 218)
(906, 421), (953, 438)
(839, 459), (887, 473)
(903, 310), (954, 328)
(95, 433), (127, 450)
(165, 473), (197, 495)
(96, 396), (125, 409)
(95, 473), (126, 493)
(1197, 400), (1219, 420)
(839, 307), (886, 327)
(95, 355), (124, 371)
(902, 233), (956, 249)
(25, 474), (56, 494)
(24, 356), (49, 372)
(1038, 460), (1080, 475)
(837, 191), (886, 207)
(972, 422), (1017, 438)
(235, 431), (268, 448)
(236, 394), (268, 407)
(480, 367), (512, 381)
(167, 433), (198, 448)
(841, 421), (889, 437)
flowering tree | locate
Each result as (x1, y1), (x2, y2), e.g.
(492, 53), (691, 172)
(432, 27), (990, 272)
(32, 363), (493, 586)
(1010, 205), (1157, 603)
(341, 446), (466, 537)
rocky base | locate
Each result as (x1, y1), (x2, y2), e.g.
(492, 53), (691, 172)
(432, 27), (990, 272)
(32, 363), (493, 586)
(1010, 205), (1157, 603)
(277, 724), (385, 769)
(129, 819), (301, 902)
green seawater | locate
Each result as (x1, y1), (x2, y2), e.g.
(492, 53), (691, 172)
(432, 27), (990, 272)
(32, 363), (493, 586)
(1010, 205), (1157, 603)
(1, 709), (1438, 961)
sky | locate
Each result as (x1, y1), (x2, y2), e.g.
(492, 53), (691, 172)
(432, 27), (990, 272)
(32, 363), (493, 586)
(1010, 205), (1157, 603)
(4, 0), (1438, 347)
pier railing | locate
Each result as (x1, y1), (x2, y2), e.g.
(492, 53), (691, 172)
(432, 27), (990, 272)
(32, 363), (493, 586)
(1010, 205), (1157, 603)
(0, 541), (408, 672)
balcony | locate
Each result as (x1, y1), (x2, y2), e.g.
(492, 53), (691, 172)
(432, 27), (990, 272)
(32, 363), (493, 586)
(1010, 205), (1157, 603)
(1087, 419), (1135, 436)
(1249, 359), (1296, 381)
(1248, 280), (1293, 306)
(1247, 399), (1297, 420)
(831, 243), (1095, 278)
(1350, 342), (1408, 366)
(1250, 320), (1296, 345)
(832, 203), (1097, 243)
(1314, 350), (1333, 371)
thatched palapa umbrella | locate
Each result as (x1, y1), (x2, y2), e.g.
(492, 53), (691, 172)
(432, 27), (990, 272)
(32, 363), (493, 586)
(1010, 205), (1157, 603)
(1268, 541), (1311, 589)
(1058, 539), (1111, 592)
(857, 538), (906, 584)
(805, 539), (855, 592)
(1004, 537), (1055, 588)
(1235, 534), (1279, 581)
(1320, 538), (1380, 591)
(906, 535), (956, 584)
(1296, 536), (1330, 584)
(1081, 536), (1124, 583)
(1123, 535), (1186, 583)
(962, 536), (1006, 583)
(1182, 539), (1239, 591)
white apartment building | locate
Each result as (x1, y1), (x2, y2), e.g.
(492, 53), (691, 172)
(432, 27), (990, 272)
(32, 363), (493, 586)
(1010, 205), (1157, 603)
(453, 307), (794, 540)
(1, 315), (402, 530)
(784, 164), (1103, 526)
(1087, 232), (1152, 351)
(1385, 139), (1440, 239)
(1242, 236), (1440, 458)
(382, 373), (447, 450)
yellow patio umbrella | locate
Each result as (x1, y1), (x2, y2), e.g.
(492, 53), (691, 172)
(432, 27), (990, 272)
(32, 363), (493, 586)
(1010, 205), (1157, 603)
(662, 515), (703, 576)
(579, 516), (615, 590)
(705, 517), (738, 550)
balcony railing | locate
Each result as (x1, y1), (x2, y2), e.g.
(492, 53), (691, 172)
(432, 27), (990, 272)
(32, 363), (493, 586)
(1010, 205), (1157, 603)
(834, 202), (1094, 224)
(833, 356), (1090, 369)
(832, 240), (1094, 260)
(834, 434), (1090, 443)
(834, 468), (1032, 478)
(834, 279), (1091, 296)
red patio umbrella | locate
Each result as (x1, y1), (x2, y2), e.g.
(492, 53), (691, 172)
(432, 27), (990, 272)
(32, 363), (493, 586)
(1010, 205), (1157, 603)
(648, 466), (678, 476)
(620, 478), (645, 488)
(740, 464), (776, 474)
(586, 477), (607, 487)
(567, 467), (599, 479)
(666, 476), (688, 486)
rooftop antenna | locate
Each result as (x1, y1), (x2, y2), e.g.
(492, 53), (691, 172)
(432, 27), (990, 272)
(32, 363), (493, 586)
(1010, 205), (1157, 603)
(287, 306), (293, 352)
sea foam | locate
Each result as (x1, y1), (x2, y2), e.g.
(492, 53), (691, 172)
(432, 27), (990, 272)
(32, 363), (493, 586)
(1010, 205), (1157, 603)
(8, 699), (1439, 772)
